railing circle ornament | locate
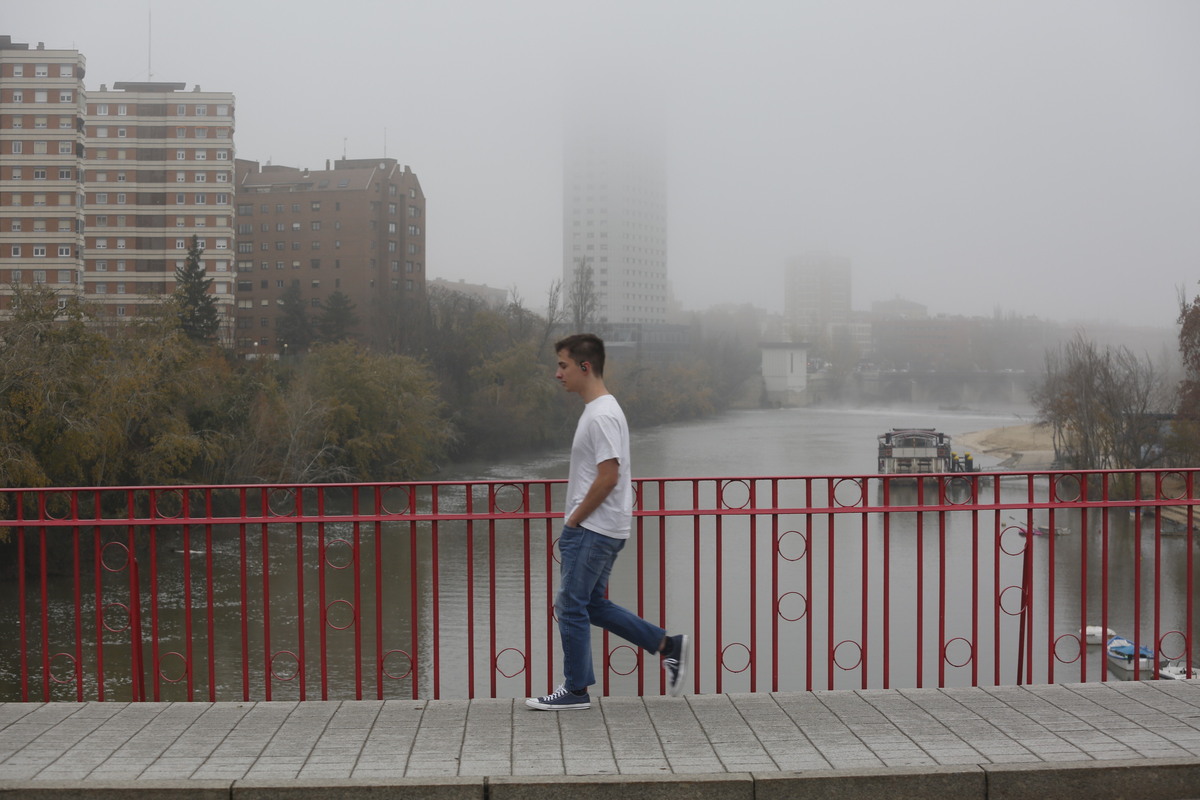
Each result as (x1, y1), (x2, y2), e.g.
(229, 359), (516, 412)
(719, 642), (752, 674)
(941, 637), (975, 669)
(719, 480), (751, 510)
(832, 478), (865, 509)
(607, 644), (640, 676)
(153, 488), (185, 519)
(101, 602), (132, 634)
(1052, 473), (1082, 503)
(1160, 472), (1187, 501)
(1052, 632), (1083, 665)
(324, 599), (356, 631)
(158, 651), (189, 684)
(380, 485), (413, 516)
(42, 491), (73, 521)
(998, 585), (1027, 617)
(491, 484), (527, 515)
(382, 649), (413, 681)
(832, 639), (864, 672)
(999, 525), (1029, 557)
(775, 591), (808, 622)
(494, 647), (527, 679)
(942, 476), (973, 505)
(1158, 630), (1189, 661)
(48, 652), (78, 685)
(776, 530), (808, 562)
(323, 537), (354, 570)
(100, 540), (131, 573)
(269, 650), (301, 682)
(267, 488), (299, 517)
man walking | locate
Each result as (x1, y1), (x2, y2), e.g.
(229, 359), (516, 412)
(526, 333), (689, 711)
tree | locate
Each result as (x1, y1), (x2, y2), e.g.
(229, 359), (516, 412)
(317, 290), (359, 343)
(567, 257), (597, 332)
(276, 284), (313, 353)
(174, 235), (220, 343)
(1032, 332), (1170, 471)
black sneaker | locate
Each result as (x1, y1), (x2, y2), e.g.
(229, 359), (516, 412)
(525, 684), (591, 711)
(663, 634), (689, 696)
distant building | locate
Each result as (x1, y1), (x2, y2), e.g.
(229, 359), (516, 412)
(783, 253), (852, 348)
(84, 82), (236, 336)
(761, 341), (808, 407)
(562, 119), (669, 326)
(872, 295), (928, 320)
(428, 277), (507, 308)
(233, 157), (425, 356)
(0, 37), (88, 314)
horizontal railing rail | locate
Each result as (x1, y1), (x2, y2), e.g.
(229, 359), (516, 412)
(1, 468), (1196, 703)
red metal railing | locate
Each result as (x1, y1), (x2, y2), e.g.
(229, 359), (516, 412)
(1, 468), (1196, 702)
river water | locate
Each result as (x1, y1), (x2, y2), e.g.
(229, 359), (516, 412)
(5, 402), (1195, 701)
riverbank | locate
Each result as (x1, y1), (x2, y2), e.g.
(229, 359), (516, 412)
(955, 421), (1057, 470)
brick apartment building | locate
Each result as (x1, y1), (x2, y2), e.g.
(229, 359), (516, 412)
(84, 81), (236, 334)
(0, 37), (88, 313)
(233, 158), (426, 356)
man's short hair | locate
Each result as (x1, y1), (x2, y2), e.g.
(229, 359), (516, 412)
(555, 333), (606, 376)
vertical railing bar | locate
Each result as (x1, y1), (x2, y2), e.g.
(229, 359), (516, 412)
(317, 489), (329, 700)
(181, 493), (195, 702)
(260, 487), (272, 701)
(487, 486), (498, 701)
(295, 488), (307, 700)
(937, 490), (947, 689)
(38, 496), (51, 701)
(408, 487), (420, 700)
(914, 475), (924, 688)
(635, 479), (647, 696)
(431, 484), (442, 700)
(1078, 477), (1089, 684)
(692, 479), (702, 695)
(805, 478), (814, 692)
(204, 491), (216, 702)
(465, 485), (476, 698)
(1153, 472), (1163, 678)
(1100, 473), (1111, 682)
(749, 480), (758, 693)
(658, 480), (668, 696)
(882, 476), (892, 690)
(859, 482), (868, 691)
(238, 488), (250, 701)
(352, 487), (363, 700)
(519, 482), (531, 701)
(372, 486), (385, 700)
(93, 492), (106, 702)
(714, 480), (724, 695)
(826, 478), (836, 691)
(71, 492), (83, 701)
(1046, 482), (1056, 685)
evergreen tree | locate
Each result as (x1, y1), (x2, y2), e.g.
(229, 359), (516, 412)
(276, 284), (313, 353)
(174, 235), (220, 343)
(318, 290), (359, 343)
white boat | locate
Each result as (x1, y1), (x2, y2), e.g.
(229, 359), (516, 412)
(1158, 659), (1199, 681)
(1082, 626), (1116, 645)
(1106, 636), (1158, 679)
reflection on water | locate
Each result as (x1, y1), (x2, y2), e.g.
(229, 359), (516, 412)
(3, 405), (1196, 701)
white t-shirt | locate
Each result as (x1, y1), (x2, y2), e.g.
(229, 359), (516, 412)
(565, 393), (632, 539)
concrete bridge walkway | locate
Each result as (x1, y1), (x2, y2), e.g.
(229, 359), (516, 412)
(2, 681), (1200, 798)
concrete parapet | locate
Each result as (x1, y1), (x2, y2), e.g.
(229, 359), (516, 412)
(233, 777), (484, 799)
(486, 772), (754, 800)
(983, 757), (1200, 800)
(755, 765), (985, 800)
(0, 780), (231, 798)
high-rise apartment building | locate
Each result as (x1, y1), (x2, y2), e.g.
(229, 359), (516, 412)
(83, 82), (236, 334)
(0, 37), (88, 313)
(562, 123), (669, 327)
(233, 158), (426, 356)
(784, 253), (853, 346)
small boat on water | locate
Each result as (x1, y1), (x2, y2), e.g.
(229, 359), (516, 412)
(1106, 635), (1158, 679)
(1158, 659), (1200, 681)
(1082, 626), (1116, 645)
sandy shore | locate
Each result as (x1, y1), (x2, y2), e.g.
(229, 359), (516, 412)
(954, 421), (1057, 470)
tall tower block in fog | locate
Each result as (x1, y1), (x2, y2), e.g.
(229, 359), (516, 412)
(0, 37), (89, 314)
(784, 253), (852, 345)
(562, 119), (669, 326)
(83, 82), (237, 336)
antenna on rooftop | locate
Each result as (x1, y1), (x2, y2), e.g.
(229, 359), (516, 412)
(147, 1), (154, 80)
(343, 137), (347, 160)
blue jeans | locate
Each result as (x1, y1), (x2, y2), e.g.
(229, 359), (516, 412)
(556, 524), (665, 692)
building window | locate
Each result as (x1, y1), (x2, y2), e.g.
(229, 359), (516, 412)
(59, 92), (73, 103)
(116, 193), (126, 204)
(176, 239), (187, 249)
(196, 105), (207, 116)
(33, 246), (47, 258)
(57, 245), (72, 257)
(96, 283), (107, 294)
(9, 246), (19, 257)
(176, 193), (186, 204)
(58, 141), (72, 154)
(96, 103), (109, 115)
(57, 270), (72, 283)
(11, 142), (22, 154)
(96, 261), (107, 271)
(116, 239), (126, 249)
(34, 169), (47, 180)
(177, 150), (187, 160)
(96, 239), (107, 249)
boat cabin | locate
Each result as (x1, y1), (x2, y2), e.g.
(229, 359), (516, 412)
(877, 428), (955, 474)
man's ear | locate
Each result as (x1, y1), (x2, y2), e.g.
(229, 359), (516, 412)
(581, 363), (589, 372)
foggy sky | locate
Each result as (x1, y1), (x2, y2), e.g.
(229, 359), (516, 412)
(8, 0), (1199, 329)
